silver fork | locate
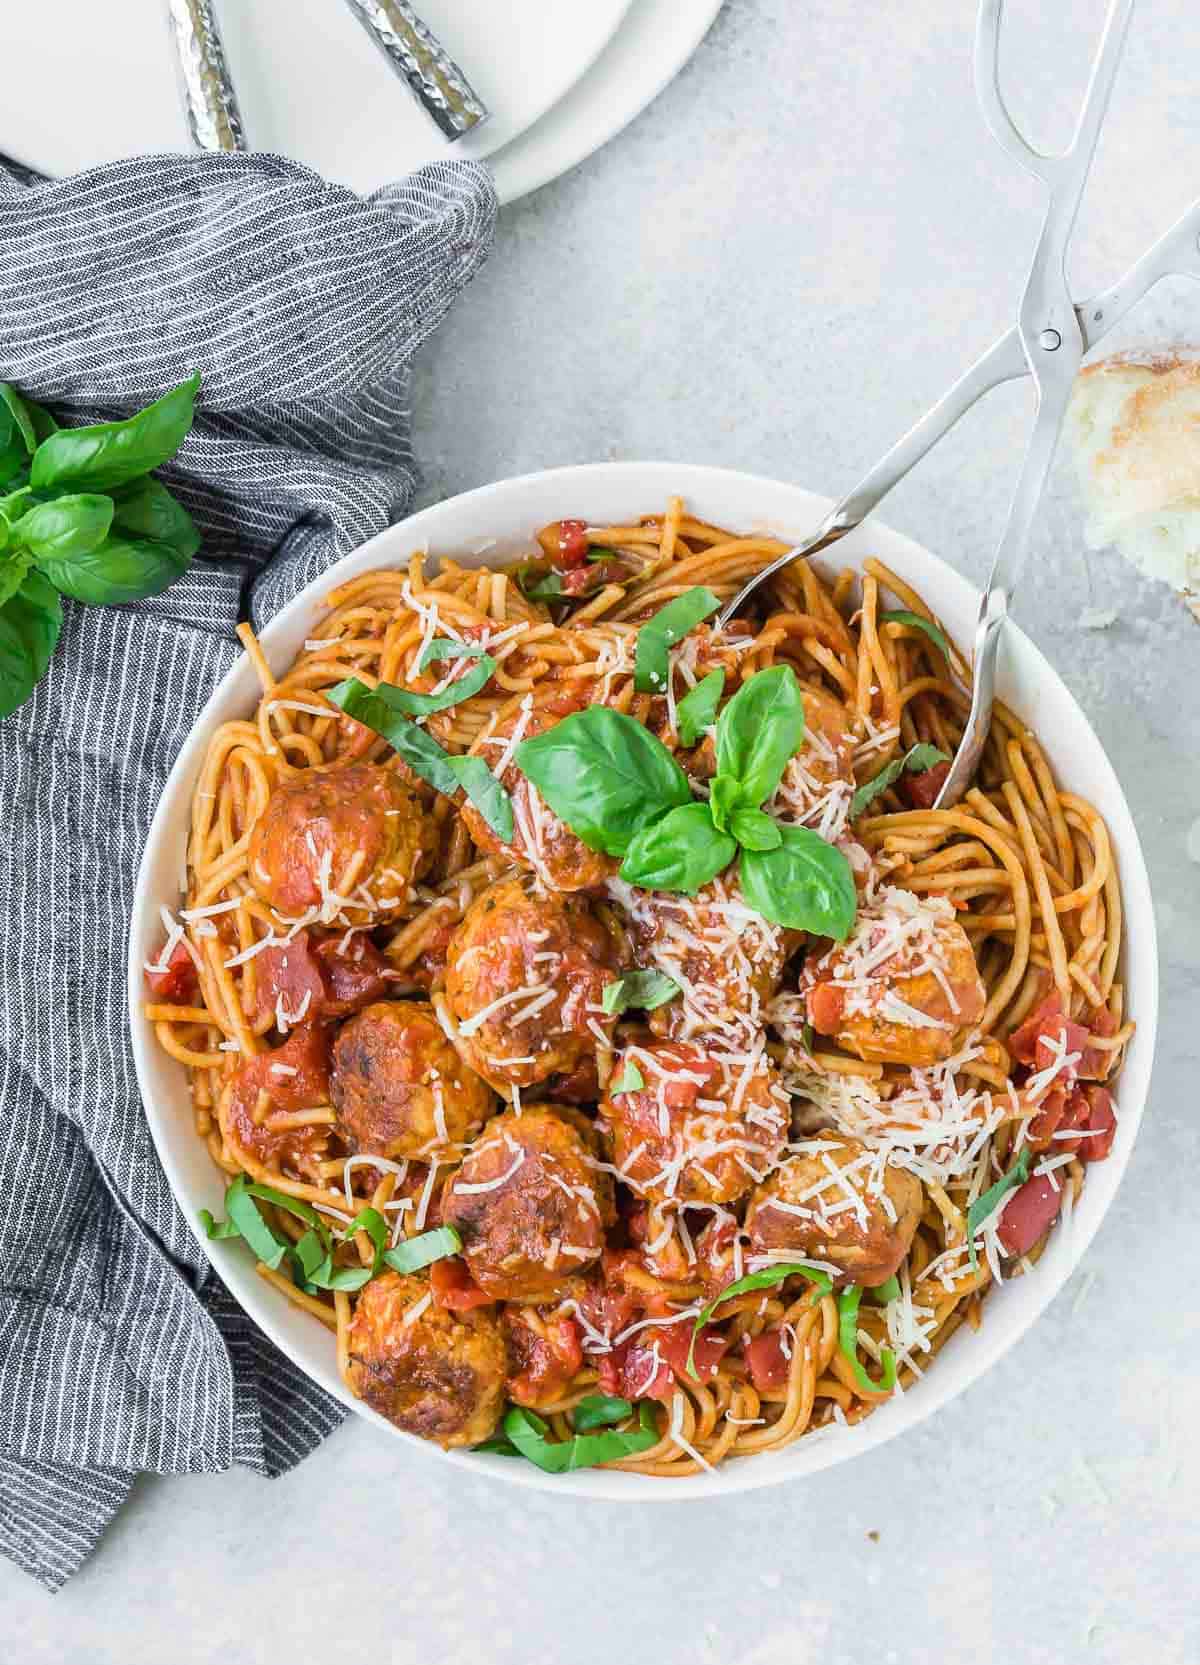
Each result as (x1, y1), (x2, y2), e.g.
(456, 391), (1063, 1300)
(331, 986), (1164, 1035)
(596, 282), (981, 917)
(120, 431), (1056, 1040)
(719, 0), (1135, 808)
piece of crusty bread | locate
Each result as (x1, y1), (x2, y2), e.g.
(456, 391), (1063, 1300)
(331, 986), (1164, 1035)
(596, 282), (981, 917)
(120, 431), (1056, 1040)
(1066, 351), (1200, 619)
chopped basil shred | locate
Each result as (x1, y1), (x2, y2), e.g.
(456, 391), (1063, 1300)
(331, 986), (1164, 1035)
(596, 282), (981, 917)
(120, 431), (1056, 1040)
(674, 667), (725, 746)
(347, 658), (495, 719)
(327, 676), (513, 841)
(878, 608), (951, 661)
(966, 1148), (1032, 1269)
(417, 638), (486, 672)
(869, 1274), (901, 1305)
(497, 1403), (659, 1472)
(836, 1285), (897, 1394)
(601, 969), (681, 1016)
(849, 741), (951, 819)
(633, 586), (720, 694)
(515, 565), (563, 603)
(383, 1225), (463, 1275)
(571, 1394), (635, 1433)
(687, 1263), (833, 1378)
(199, 1177), (396, 1294)
(611, 1060), (646, 1095)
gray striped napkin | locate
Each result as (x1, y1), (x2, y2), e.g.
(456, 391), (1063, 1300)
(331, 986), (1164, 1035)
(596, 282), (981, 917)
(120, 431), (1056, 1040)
(0, 149), (496, 1591)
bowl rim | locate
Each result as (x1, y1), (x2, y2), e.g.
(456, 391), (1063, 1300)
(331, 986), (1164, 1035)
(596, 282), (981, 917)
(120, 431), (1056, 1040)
(128, 460), (1158, 1501)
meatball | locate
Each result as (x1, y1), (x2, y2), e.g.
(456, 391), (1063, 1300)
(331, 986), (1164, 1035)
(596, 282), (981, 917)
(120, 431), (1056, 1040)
(441, 1106), (615, 1302)
(346, 1271), (506, 1448)
(463, 690), (614, 892)
(331, 1000), (494, 1159)
(217, 1022), (331, 1174)
(745, 1133), (923, 1287)
(803, 886), (987, 1067)
(444, 876), (618, 1092)
(249, 762), (432, 926)
(770, 686), (857, 837)
(598, 1039), (789, 1206)
(611, 871), (797, 1050)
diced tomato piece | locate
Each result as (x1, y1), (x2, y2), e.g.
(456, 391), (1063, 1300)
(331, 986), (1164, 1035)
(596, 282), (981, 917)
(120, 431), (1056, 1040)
(807, 980), (845, 1037)
(1078, 1085), (1117, 1163)
(1026, 1084), (1070, 1152)
(144, 937), (199, 1001)
(504, 1310), (583, 1406)
(599, 1338), (674, 1403)
(899, 761), (951, 810)
(656, 1321), (728, 1384)
(313, 932), (389, 1016)
(744, 1328), (790, 1393)
(430, 1256), (493, 1311)
(1008, 990), (1101, 1085)
(253, 932), (327, 1025)
(996, 1175), (1063, 1258)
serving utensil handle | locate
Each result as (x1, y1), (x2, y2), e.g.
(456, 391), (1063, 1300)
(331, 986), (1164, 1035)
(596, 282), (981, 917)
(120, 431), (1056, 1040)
(166, 0), (247, 153)
(339, 0), (489, 139)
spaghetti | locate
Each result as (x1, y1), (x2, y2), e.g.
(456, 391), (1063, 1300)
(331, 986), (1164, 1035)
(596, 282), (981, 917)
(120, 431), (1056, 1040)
(146, 499), (1132, 1476)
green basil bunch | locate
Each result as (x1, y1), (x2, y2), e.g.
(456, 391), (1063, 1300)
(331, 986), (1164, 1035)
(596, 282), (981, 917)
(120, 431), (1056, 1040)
(0, 373), (202, 718)
(515, 641), (857, 939)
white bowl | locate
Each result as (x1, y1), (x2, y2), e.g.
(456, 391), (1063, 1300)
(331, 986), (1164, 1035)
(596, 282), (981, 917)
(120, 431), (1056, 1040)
(129, 462), (1158, 1500)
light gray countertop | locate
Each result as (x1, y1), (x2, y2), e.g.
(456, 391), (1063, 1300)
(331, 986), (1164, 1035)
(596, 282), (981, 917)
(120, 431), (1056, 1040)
(6, 2), (1199, 1659)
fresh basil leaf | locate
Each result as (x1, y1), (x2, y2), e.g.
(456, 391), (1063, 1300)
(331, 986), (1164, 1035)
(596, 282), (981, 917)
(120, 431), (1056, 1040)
(445, 753), (515, 843)
(571, 1394), (635, 1433)
(382, 1224), (463, 1275)
(361, 661), (495, 720)
(473, 1435), (523, 1457)
(729, 805), (782, 851)
(516, 566), (563, 603)
(23, 398), (57, 445)
(0, 487), (33, 528)
(611, 1061), (646, 1095)
(0, 384), (36, 455)
(36, 532), (190, 605)
(837, 1285), (897, 1394)
(515, 706), (691, 857)
(501, 1403), (659, 1472)
(633, 586), (720, 694)
(878, 609), (951, 661)
(0, 573), (62, 718)
(109, 476), (201, 558)
(849, 742), (952, 819)
(966, 1148), (1031, 1270)
(708, 774), (741, 834)
(0, 552), (31, 611)
(739, 826), (857, 938)
(292, 1227), (331, 1283)
(31, 372), (200, 493)
(869, 1275), (901, 1304)
(601, 970), (681, 1017)
(197, 1208), (240, 1241)
(327, 677), (459, 795)
(619, 801), (735, 895)
(0, 422), (27, 490)
(714, 663), (806, 809)
(674, 667), (725, 747)
(224, 1176), (290, 1269)
(417, 638), (486, 672)
(688, 1262), (833, 1377)
(13, 494), (113, 562)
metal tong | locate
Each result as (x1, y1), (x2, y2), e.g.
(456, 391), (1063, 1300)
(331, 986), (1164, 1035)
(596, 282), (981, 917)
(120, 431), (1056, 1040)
(722, 0), (1197, 807)
(167, 0), (488, 156)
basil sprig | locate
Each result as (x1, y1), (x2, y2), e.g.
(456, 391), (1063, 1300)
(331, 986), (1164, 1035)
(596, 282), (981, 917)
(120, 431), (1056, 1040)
(200, 1175), (462, 1293)
(481, 1402), (660, 1472)
(849, 742), (951, 819)
(687, 1262), (833, 1378)
(0, 375), (201, 718)
(633, 586), (721, 693)
(837, 1285), (897, 1394)
(601, 969), (681, 1016)
(674, 667), (724, 747)
(516, 661), (857, 937)
(878, 608), (951, 661)
(328, 676), (514, 842)
(966, 1148), (1031, 1269)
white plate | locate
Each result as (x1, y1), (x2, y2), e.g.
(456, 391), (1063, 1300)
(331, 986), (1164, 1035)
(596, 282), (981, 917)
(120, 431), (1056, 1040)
(129, 462), (1157, 1501)
(0, 0), (634, 197)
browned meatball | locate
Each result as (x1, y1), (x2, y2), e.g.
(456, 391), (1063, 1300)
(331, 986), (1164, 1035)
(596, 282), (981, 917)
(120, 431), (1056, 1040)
(803, 886), (987, 1067)
(444, 876), (618, 1092)
(249, 762), (432, 926)
(330, 1000), (493, 1159)
(462, 689), (614, 892)
(441, 1106), (615, 1302)
(610, 871), (797, 1050)
(744, 1133), (923, 1286)
(346, 1271), (505, 1448)
(598, 1039), (789, 1207)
